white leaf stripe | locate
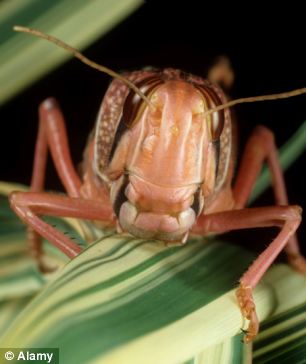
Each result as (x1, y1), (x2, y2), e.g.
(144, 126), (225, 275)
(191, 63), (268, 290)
(48, 235), (142, 292)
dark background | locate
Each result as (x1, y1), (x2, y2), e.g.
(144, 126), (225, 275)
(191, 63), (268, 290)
(1, 1), (305, 256)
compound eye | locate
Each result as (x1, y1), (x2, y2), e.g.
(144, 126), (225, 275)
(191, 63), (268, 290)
(122, 76), (164, 127)
(210, 108), (224, 141)
(196, 85), (225, 141)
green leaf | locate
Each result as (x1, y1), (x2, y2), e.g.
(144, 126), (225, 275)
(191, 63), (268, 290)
(1, 185), (306, 363)
(0, 297), (33, 335)
(0, 0), (143, 105)
(254, 302), (306, 363)
(0, 234), (262, 363)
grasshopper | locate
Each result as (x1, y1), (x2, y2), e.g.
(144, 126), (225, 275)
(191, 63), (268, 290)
(10, 26), (306, 342)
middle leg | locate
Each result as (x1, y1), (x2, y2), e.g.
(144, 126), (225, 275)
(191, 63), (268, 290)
(27, 98), (83, 268)
(233, 125), (305, 272)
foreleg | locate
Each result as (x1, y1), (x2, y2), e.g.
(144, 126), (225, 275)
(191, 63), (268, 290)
(10, 191), (113, 259)
(192, 205), (301, 342)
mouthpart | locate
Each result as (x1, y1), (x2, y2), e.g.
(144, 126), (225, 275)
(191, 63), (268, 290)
(118, 201), (196, 242)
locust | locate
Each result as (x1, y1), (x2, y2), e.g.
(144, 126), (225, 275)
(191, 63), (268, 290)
(10, 26), (306, 343)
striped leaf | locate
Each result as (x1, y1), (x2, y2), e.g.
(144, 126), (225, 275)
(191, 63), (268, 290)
(1, 185), (306, 363)
(0, 297), (33, 334)
(0, 231), (262, 363)
(254, 302), (306, 363)
(0, 0), (143, 104)
(0, 185), (45, 301)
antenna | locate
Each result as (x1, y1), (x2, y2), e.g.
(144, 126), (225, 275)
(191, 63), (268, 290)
(13, 25), (152, 106)
(204, 87), (306, 116)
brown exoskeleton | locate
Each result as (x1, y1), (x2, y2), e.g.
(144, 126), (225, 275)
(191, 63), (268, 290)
(10, 26), (306, 343)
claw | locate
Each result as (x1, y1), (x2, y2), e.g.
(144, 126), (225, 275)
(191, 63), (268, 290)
(236, 284), (259, 343)
(240, 328), (249, 334)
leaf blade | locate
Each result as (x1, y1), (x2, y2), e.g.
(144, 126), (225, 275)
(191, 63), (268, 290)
(0, 0), (143, 104)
